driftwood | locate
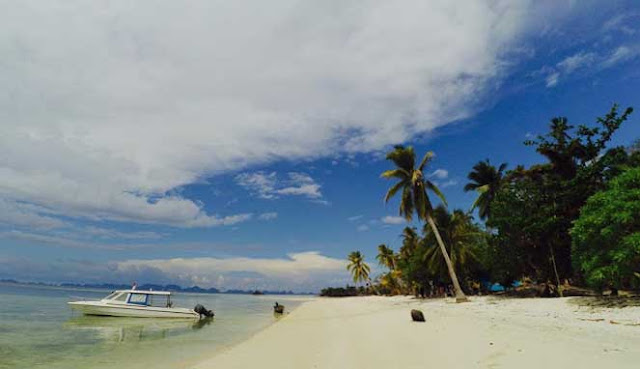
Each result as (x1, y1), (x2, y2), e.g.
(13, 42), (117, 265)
(411, 309), (425, 322)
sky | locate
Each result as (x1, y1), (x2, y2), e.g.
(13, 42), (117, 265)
(1, 0), (640, 292)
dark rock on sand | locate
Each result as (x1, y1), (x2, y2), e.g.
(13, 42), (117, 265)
(411, 309), (425, 322)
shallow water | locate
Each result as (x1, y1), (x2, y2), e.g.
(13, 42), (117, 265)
(0, 283), (311, 369)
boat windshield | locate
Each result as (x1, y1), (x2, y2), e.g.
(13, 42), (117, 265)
(104, 292), (128, 302)
(104, 291), (119, 300)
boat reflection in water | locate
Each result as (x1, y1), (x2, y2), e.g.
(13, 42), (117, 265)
(64, 315), (214, 343)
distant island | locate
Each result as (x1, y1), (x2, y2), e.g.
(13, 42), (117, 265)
(0, 279), (314, 295)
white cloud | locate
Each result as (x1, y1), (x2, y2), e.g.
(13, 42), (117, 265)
(258, 212), (278, 221)
(117, 251), (348, 291)
(236, 172), (323, 200)
(0, 1), (562, 230)
(557, 52), (596, 74)
(357, 224), (370, 232)
(603, 13), (639, 35)
(545, 72), (560, 87)
(381, 216), (405, 225)
(439, 179), (458, 188)
(81, 226), (164, 240)
(602, 45), (640, 68)
(0, 251), (351, 291)
(542, 45), (640, 88)
(234, 172), (278, 199)
(347, 215), (363, 222)
(430, 169), (449, 179)
(0, 199), (68, 230)
(276, 173), (322, 199)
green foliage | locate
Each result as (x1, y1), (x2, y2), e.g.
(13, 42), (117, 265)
(376, 244), (397, 270)
(487, 104), (635, 283)
(381, 145), (446, 222)
(346, 251), (371, 286)
(320, 286), (361, 297)
(488, 176), (561, 280)
(464, 159), (507, 220)
(571, 168), (640, 290)
(422, 206), (486, 281)
(382, 145), (468, 300)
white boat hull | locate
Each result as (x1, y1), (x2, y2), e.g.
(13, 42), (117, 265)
(68, 301), (199, 318)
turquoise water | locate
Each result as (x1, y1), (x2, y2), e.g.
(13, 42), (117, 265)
(0, 284), (311, 369)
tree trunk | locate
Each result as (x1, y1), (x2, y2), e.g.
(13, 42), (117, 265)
(367, 277), (380, 295)
(550, 245), (564, 297)
(426, 215), (469, 303)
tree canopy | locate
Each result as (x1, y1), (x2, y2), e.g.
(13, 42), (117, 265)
(571, 168), (640, 290)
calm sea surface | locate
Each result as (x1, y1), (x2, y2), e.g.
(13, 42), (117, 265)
(0, 283), (311, 369)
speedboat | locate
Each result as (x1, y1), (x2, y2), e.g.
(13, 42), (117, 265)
(68, 290), (211, 319)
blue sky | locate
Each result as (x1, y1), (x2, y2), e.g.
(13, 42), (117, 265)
(1, 1), (640, 292)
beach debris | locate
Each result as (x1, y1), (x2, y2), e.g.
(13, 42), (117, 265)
(274, 302), (285, 314)
(194, 304), (215, 318)
(410, 309), (425, 322)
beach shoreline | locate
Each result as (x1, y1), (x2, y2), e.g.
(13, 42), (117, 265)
(193, 295), (640, 369)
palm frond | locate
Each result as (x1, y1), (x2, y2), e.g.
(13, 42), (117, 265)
(384, 180), (407, 203)
(385, 145), (415, 172)
(426, 180), (448, 207)
(380, 168), (410, 179)
(417, 151), (435, 171)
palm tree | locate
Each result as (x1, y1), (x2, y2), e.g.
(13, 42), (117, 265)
(346, 251), (371, 288)
(381, 145), (468, 302)
(464, 159), (507, 220)
(399, 226), (419, 260)
(376, 244), (397, 270)
(423, 206), (482, 280)
(379, 271), (403, 295)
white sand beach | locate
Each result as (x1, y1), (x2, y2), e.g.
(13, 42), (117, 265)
(194, 296), (640, 369)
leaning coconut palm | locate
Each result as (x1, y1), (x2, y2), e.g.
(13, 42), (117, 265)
(464, 159), (507, 220)
(423, 206), (483, 281)
(376, 244), (397, 270)
(381, 145), (468, 302)
(346, 251), (371, 288)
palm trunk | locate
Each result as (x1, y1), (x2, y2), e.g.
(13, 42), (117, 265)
(367, 277), (380, 295)
(426, 215), (468, 303)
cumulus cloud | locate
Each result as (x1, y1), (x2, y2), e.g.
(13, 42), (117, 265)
(0, 0), (556, 231)
(381, 216), (405, 225)
(235, 172), (323, 200)
(117, 251), (348, 291)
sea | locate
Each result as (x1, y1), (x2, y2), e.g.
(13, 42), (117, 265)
(0, 283), (311, 369)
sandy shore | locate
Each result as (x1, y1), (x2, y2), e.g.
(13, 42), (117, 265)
(193, 296), (640, 369)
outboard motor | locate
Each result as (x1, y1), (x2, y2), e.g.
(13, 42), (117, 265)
(194, 304), (215, 318)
